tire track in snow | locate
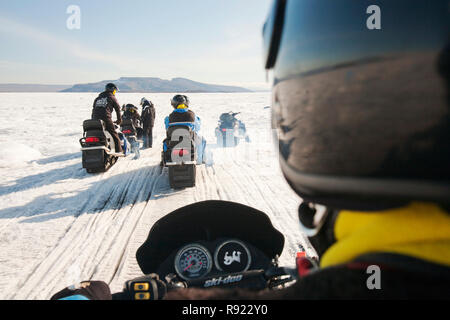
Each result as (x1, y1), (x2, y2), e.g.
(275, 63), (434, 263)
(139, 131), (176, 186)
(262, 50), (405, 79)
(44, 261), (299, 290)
(93, 165), (164, 286)
(2, 144), (314, 299)
(6, 151), (161, 299)
(106, 170), (166, 293)
(1, 92), (288, 299)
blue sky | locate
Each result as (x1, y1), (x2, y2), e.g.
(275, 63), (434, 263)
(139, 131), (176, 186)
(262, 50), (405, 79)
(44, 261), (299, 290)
(0, 0), (272, 88)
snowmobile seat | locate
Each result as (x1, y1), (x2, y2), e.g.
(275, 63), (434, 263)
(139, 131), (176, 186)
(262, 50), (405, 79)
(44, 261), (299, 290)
(83, 119), (106, 132)
(166, 123), (195, 140)
(162, 124), (196, 164)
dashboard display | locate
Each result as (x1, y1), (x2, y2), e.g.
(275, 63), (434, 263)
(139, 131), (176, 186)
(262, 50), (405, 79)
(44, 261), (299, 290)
(214, 239), (251, 273)
(174, 244), (213, 280)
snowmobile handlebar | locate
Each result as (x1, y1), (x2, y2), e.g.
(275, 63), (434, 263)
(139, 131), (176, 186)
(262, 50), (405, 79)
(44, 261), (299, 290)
(112, 267), (296, 300)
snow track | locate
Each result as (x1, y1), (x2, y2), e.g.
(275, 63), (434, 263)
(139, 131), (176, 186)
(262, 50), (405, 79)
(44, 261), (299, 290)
(0, 93), (313, 299)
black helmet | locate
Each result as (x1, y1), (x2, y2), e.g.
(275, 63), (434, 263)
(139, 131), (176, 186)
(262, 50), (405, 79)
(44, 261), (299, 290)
(141, 97), (153, 108)
(171, 95), (189, 108)
(105, 83), (118, 93)
(126, 104), (138, 113)
(263, 0), (450, 208)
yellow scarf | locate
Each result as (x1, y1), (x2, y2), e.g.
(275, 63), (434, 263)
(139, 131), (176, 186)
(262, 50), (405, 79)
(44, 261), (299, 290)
(320, 202), (450, 268)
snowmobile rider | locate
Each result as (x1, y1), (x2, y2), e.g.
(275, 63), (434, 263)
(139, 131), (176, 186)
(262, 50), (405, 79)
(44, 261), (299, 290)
(52, 0), (450, 300)
(91, 83), (123, 153)
(219, 111), (240, 128)
(164, 95), (206, 163)
(140, 97), (156, 149)
(164, 95), (198, 128)
(122, 104), (142, 129)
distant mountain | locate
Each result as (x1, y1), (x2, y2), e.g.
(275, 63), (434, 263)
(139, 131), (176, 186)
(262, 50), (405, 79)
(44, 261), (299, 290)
(0, 84), (71, 92)
(62, 77), (252, 93)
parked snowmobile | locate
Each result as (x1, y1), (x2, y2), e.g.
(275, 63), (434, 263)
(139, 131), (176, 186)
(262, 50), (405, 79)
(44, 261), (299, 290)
(80, 119), (129, 173)
(120, 119), (143, 159)
(215, 112), (250, 147)
(161, 124), (197, 189)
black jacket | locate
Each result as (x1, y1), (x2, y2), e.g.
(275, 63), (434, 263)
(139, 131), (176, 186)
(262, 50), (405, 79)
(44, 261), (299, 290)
(123, 110), (141, 128)
(91, 91), (122, 122)
(165, 253), (450, 300)
(168, 109), (196, 124)
(142, 102), (156, 128)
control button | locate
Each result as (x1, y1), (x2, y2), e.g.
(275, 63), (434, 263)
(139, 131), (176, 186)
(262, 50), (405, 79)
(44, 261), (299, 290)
(133, 282), (149, 291)
(135, 292), (150, 300)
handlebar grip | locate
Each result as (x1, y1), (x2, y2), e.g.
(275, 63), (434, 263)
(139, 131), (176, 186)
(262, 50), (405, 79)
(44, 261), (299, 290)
(121, 274), (167, 300)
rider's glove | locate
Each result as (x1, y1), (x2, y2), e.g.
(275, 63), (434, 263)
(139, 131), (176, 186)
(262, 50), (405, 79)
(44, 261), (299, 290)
(50, 281), (112, 300)
(123, 274), (167, 300)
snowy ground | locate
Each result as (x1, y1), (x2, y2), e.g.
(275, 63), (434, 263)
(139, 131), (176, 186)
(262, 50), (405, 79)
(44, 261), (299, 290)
(0, 92), (314, 299)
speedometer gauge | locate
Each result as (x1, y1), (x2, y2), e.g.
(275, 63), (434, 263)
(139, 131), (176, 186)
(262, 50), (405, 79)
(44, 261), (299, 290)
(174, 244), (213, 280)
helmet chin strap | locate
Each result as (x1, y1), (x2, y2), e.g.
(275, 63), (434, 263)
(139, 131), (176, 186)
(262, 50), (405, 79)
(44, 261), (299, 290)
(298, 202), (328, 237)
(298, 202), (338, 258)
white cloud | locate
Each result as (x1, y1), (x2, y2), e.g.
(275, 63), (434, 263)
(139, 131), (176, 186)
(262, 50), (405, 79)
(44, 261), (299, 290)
(0, 16), (139, 70)
(0, 15), (267, 86)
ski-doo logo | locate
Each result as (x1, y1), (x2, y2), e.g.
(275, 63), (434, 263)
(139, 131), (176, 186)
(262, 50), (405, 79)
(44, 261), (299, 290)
(224, 251), (242, 265)
(204, 275), (243, 288)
